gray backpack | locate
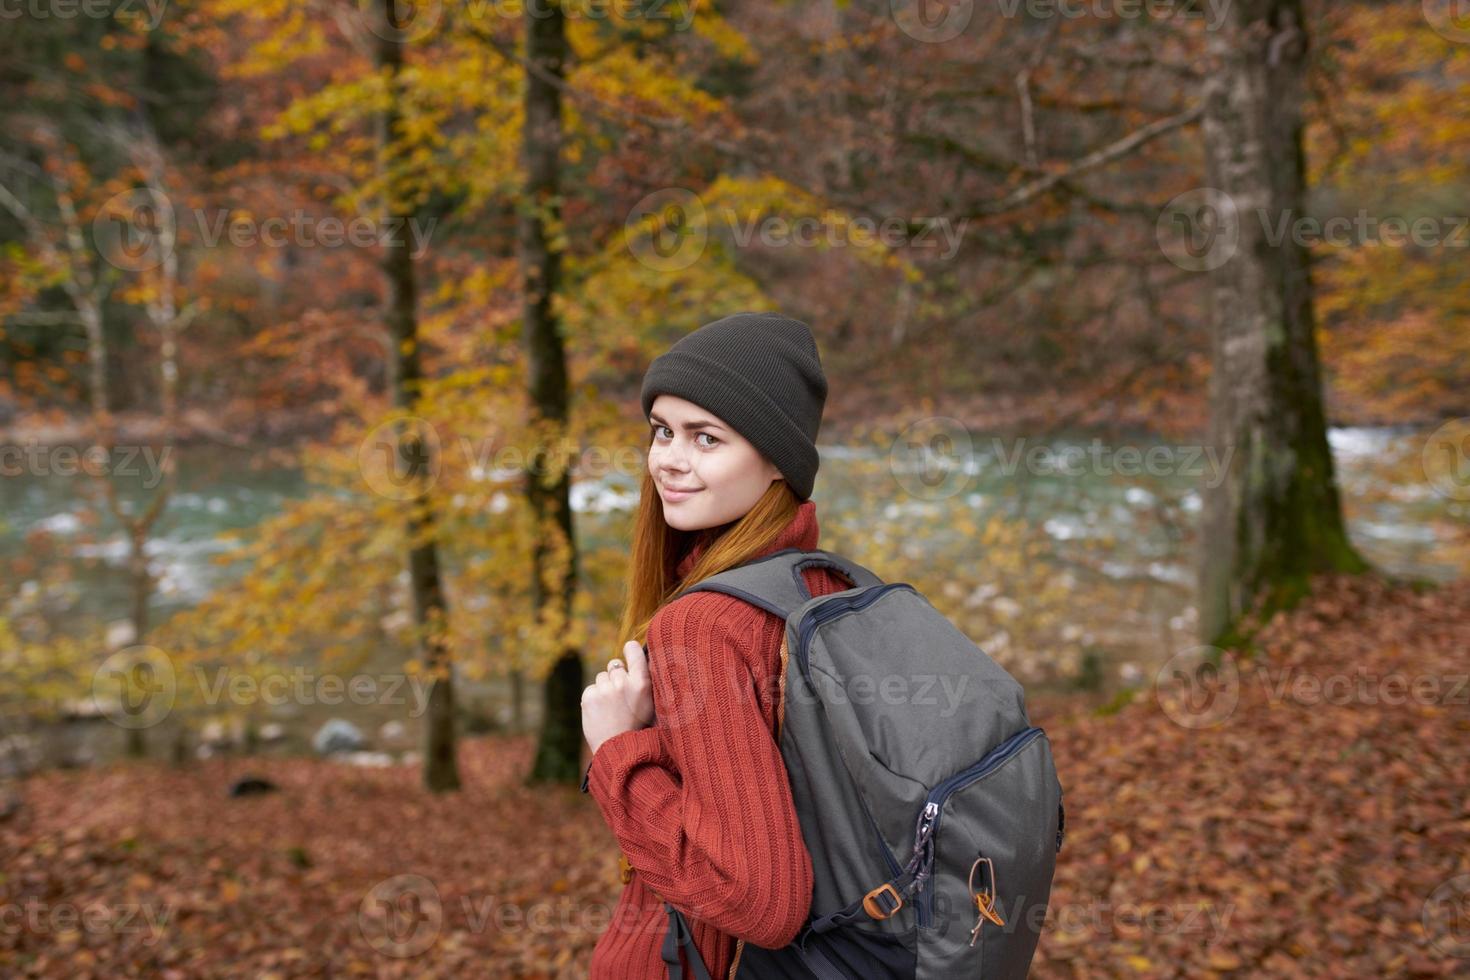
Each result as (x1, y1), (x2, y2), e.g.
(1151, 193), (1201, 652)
(658, 548), (1065, 980)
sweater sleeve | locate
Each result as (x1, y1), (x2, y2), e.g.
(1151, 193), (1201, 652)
(584, 595), (814, 948)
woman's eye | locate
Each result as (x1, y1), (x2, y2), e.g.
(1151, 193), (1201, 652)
(650, 425), (718, 447)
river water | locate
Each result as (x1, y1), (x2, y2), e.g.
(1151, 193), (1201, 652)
(2, 425), (1463, 761)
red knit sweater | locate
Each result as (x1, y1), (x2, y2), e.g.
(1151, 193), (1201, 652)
(583, 500), (851, 979)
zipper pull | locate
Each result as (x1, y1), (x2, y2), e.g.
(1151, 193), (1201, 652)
(909, 802), (939, 857)
(908, 801), (941, 896)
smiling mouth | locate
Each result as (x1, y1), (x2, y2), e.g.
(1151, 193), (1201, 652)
(662, 485), (702, 497)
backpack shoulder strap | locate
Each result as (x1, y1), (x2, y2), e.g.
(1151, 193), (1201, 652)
(671, 548), (884, 622)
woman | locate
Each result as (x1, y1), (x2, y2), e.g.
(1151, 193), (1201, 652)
(580, 312), (853, 978)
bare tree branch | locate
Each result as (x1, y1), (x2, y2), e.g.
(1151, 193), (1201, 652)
(972, 103), (1204, 216)
(1016, 18), (1060, 171)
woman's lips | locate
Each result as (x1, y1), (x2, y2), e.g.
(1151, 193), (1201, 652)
(661, 485), (702, 502)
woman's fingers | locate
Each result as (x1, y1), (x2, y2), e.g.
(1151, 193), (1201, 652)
(580, 644), (651, 727)
(589, 668), (628, 699)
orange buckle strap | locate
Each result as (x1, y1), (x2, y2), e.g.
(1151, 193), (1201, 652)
(862, 882), (903, 920)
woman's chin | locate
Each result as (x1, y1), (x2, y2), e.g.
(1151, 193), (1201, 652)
(661, 504), (701, 529)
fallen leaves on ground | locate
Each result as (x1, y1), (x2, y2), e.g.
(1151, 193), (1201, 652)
(1034, 573), (1470, 978)
(2, 573), (1467, 977)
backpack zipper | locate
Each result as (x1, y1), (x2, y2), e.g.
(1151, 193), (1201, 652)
(913, 725), (1046, 926)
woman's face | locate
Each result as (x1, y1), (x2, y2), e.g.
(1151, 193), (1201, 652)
(647, 394), (782, 531)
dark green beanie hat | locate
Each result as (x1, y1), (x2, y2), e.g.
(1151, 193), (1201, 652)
(640, 312), (827, 500)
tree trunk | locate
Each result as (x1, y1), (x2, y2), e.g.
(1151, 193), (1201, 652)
(510, 667), (525, 732)
(521, 0), (582, 785)
(118, 153), (184, 759)
(1197, 0), (1366, 647)
(374, 0), (460, 792)
(76, 290), (154, 760)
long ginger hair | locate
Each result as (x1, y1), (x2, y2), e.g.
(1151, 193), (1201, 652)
(618, 466), (803, 647)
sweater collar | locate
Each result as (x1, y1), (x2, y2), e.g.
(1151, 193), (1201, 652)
(675, 499), (821, 579)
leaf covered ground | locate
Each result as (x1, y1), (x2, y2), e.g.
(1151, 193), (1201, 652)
(2, 573), (1467, 978)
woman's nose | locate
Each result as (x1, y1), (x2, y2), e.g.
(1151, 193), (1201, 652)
(658, 436), (692, 468)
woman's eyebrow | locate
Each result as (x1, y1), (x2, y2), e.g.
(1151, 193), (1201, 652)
(648, 414), (724, 432)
